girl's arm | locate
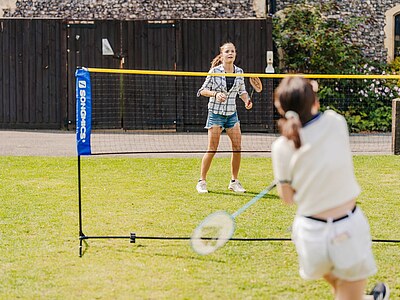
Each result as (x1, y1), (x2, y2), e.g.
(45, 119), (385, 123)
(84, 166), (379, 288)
(271, 137), (296, 205)
(277, 183), (295, 205)
(200, 89), (220, 98)
(239, 92), (252, 109)
(236, 72), (252, 109)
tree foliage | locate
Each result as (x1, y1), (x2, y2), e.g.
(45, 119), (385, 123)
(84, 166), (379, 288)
(272, 1), (399, 132)
(273, 0), (365, 74)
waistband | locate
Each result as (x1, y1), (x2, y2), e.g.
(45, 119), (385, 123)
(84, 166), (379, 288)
(305, 206), (357, 223)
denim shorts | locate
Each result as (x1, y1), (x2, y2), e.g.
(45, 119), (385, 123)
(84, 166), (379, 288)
(291, 207), (377, 281)
(205, 112), (239, 130)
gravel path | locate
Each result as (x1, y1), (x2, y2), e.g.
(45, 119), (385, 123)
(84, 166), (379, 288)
(0, 130), (392, 157)
(0, 130), (76, 157)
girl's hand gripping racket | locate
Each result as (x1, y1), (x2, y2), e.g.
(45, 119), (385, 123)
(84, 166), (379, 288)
(191, 181), (276, 255)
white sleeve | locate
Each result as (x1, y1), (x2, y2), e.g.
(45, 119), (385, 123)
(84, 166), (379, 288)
(271, 137), (295, 183)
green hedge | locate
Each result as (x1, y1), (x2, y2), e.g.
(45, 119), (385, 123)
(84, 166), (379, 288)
(273, 0), (400, 132)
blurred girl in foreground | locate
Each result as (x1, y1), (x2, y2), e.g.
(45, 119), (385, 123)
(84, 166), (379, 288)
(271, 76), (389, 300)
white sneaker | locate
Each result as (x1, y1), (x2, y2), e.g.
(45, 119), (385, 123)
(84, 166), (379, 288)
(228, 180), (246, 193)
(196, 180), (208, 193)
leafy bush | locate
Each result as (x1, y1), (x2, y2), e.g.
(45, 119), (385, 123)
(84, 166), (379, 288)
(318, 62), (400, 132)
(273, 0), (364, 74)
(273, 0), (398, 132)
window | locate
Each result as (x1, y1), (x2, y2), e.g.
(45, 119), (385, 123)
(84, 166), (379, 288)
(395, 14), (400, 58)
(384, 5), (400, 62)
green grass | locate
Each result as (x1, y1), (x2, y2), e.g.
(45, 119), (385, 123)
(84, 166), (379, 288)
(1, 155), (399, 299)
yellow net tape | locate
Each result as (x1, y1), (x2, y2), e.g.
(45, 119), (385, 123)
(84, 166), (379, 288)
(87, 67), (400, 79)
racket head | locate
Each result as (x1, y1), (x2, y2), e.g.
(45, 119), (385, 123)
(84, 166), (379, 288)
(249, 77), (263, 93)
(190, 210), (235, 255)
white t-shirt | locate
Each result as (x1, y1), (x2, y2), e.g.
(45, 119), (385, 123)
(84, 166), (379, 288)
(271, 110), (361, 216)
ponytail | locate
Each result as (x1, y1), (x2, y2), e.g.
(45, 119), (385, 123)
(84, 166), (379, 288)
(274, 76), (318, 149)
(278, 111), (302, 149)
(210, 54), (222, 68)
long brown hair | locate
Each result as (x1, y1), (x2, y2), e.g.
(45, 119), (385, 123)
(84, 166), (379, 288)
(210, 42), (235, 68)
(274, 77), (317, 149)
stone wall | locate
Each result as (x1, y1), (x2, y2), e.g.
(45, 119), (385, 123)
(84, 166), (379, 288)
(2, 0), (399, 61)
(2, 0), (258, 19)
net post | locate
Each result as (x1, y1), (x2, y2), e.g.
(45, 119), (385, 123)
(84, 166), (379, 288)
(78, 155), (84, 257)
(392, 98), (400, 155)
(265, 50), (275, 133)
(76, 68), (92, 256)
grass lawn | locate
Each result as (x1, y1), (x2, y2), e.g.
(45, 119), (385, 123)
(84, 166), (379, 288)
(1, 155), (399, 299)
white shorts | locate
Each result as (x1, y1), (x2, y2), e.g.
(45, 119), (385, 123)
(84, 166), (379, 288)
(291, 207), (377, 281)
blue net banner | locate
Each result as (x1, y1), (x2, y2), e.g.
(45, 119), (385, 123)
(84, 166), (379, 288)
(75, 68), (92, 155)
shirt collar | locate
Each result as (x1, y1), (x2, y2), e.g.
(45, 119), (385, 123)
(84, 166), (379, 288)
(216, 64), (237, 73)
(303, 112), (322, 127)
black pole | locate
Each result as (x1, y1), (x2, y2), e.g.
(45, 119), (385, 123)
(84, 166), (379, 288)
(78, 155), (84, 257)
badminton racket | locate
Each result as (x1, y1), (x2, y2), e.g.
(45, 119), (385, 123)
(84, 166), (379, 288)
(191, 181), (276, 255)
(249, 77), (263, 100)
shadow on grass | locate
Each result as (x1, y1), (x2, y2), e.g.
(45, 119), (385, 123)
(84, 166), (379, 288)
(208, 189), (280, 200)
(139, 248), (229, 263)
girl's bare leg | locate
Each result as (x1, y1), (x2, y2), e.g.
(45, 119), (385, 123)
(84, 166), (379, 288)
(324, 273), (368, 300)
(226, 123), (242, 180)
(200, 126), (222, 180)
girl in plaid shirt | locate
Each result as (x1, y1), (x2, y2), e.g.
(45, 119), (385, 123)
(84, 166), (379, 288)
(196, 42), (252, 194)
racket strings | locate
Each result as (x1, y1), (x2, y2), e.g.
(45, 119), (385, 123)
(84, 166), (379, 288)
(191, 211), (235, 255)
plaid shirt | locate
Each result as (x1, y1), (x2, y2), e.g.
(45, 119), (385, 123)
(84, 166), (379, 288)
(197, 64), (248, 116)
